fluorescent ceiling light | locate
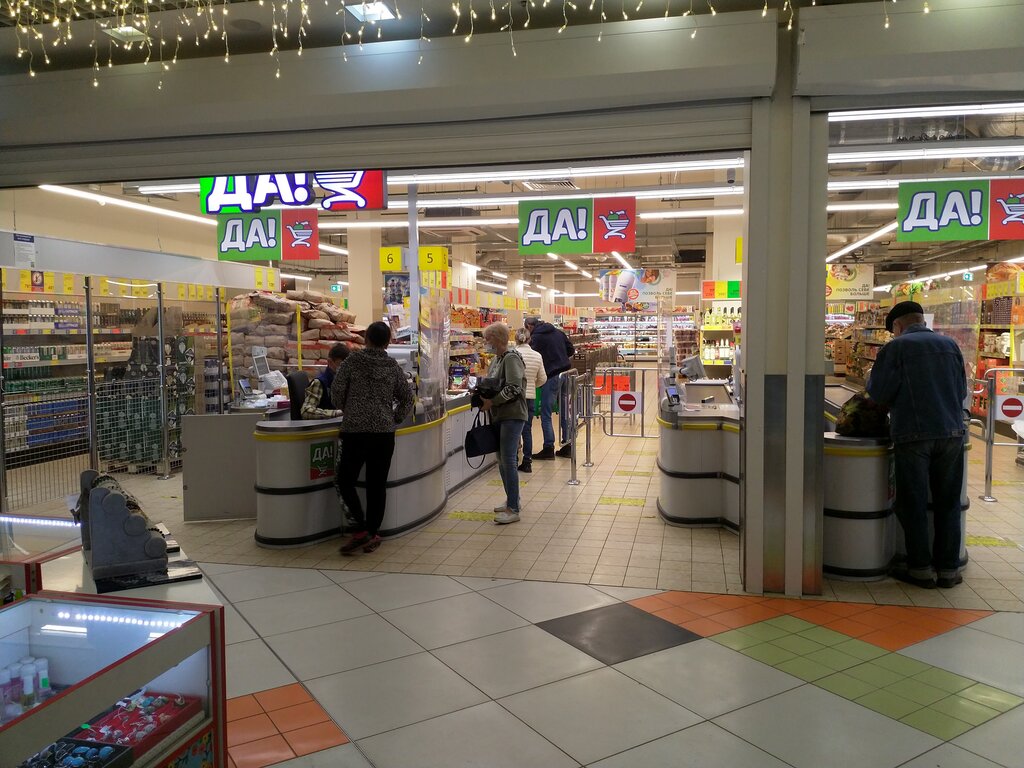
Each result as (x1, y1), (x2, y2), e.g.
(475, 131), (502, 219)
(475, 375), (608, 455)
(319, 218), (517, 229)
(535, 284), (548, 290)
(1008, 255), (1024, 264)
(828, 143), (1024, 164)
(280, 273), (313, 281)
(137, 183), (201, 195)
(335, 281), (349, 286)
(825, 221), (898, 263)
(103, 25), (149, 43)
(526, 292), (542, 298)
(826, 202), (899, 212)
(346, 1), (395, 21)
(461, 263), (483, 271)
(830, 103), (1024, 122)
(518, 279), (531, 286)
(319, 244), (349, 255)
(640, 208), (744, 220)
(491, 271), (508, 279)
(675, 291), (700, 295)
(388, 157), (745, 186)
(547, 253), (559, 260)
(612, 251), (634, 270)
(580, 270), (593, 279)
(0, 515), (78, 528)
(476, 279), (507, 291)
(390, 186), (744, 210)
(594, 278), (601, 284)
(563, 260), (579, 271)
(41, 624), (88, 637)
(874, 285), (892, 292)
(39, 185), (215, 227)
(560, 293), (600, 297)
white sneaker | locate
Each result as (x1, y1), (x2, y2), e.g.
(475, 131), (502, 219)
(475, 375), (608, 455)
(494, 510), (520, 525)
(493, 505), (506, 514)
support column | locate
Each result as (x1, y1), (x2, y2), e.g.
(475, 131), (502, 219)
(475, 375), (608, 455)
(743, 26), (827, 596)
(347, 226), (383, 326)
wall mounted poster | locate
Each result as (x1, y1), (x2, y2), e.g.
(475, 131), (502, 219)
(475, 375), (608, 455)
(598, 269), (675, 311)
(826, 264), (874, 301)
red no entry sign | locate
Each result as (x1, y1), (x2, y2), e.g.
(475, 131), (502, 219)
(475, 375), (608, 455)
(614, 391), (641, 413)
(1000, 396), (1023, 420)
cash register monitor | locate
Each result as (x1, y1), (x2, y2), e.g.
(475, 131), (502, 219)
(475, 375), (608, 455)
(238, 378), (253, 398)
(679, 355), (707, 382)
(253, 353), (271, 379)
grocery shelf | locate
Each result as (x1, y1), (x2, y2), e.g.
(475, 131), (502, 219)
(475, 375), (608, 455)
(3, 355), (130, 369)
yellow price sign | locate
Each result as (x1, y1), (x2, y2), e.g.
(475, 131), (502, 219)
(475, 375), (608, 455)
(0, 269), (5, 291)
(177, 284), (186, 300)
(268, 270), (278, 291)
(418, 246), (449, 272)
(43, 272), (55, 293)
(380, 247), (406, 272)
(205, 285), (215, 302)
(62, 274), (75, 295)
(188, 283), (198, 300)
(19, 270), (31, 292)
(98, 277), (110, 296)
(714, 282), (728, 299)
(254, 267), (265, 290)
(132, 280), (148, 298)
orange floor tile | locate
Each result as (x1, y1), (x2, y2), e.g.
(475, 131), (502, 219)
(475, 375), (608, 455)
(226, 683), (348, 766)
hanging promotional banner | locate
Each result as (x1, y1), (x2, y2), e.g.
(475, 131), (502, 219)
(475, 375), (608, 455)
(898, 179), (1024, 242)
(825, 264), (874, 301)
(598, 269), (675, 309)
(518, 197), (635, 255)
(217, 210), (320, 261)
(201, 171), (387, 214)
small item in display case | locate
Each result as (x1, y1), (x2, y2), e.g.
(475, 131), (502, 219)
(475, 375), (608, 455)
(17, 738), (133, 768)
(73, 690), (203, 761)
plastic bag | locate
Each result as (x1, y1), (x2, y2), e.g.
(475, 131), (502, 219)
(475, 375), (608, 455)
(835, 392), (889, 438)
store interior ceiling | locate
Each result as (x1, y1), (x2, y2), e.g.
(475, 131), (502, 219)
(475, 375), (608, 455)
(1, 0), (869, 75)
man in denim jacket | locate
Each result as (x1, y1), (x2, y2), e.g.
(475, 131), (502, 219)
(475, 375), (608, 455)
(867, 301), (968, 589)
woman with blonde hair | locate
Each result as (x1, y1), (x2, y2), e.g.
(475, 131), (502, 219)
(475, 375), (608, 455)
(480, 323), (528, 524)
(513, 327), (547, 472)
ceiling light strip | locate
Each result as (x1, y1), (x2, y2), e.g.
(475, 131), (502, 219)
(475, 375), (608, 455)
(388, 158), (745, 185)
(828, 144), (1024, 164)
(639, 208), (744, 220)
(39, 185), (215, 227)
(829, 103), (1024, 122)
(825, 221), (898, 263)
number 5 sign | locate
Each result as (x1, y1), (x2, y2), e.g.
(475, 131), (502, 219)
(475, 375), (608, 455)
(379, 247), (407, 272)
(419, 246), (449, 272)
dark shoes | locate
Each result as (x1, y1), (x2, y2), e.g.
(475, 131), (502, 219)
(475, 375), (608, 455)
(340, 532), (368, 555)
(937, 573), (963, 589)
(555, 444), (573, 458)
(362, 535), (382, 553)
(532, 447), (555, 460)
(518, 462), (532, 473)
(892, 569), (936, 590)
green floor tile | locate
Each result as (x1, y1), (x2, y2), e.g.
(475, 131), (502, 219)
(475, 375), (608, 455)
(714, 629), (763, 651)
(737, 622), (792, 642)
(740, 642), (798, 666)
(816, 672), (877, 700)
(805, 647), (863, 672)
(900, 708), (975, 740)
(959, 683), (1024, 712)
(930, 695), (1002, 727)
(770, 634), (826, 656)
(775, 656), (834, 682)
(833, 638), (889, 662)
(846, 661), (902, 688)
(910, 668), (976, 694)
(872, 653), (932, 678)
(797, 626), (851, 646)
(764, 615), (817, 633)
(855, 690), (922, 719)
(883, 678), (948, 706)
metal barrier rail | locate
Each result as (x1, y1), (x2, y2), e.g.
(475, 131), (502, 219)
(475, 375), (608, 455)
(977, 366), (1024, 503)
(595, 365), (661, 438)
(557, 369), (597, 487)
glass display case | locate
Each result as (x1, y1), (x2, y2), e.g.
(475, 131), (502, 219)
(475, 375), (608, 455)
(0, 516), (81, 601)
(0, 592), (225, 767)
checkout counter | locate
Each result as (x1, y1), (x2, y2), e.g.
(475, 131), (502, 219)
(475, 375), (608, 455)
(657, 381), (741, 530)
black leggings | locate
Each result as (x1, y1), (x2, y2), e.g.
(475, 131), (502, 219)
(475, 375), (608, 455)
(335, 432), (396, 537)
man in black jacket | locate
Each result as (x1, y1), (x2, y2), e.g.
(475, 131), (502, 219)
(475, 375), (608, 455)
(524, 317), (575, 459)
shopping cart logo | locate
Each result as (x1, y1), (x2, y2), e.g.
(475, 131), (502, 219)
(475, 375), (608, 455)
(314, 170), (388, 211)
(598, 211), (630, 239)
(995, 194), (1024, 225)
(286, 221), (314, 248)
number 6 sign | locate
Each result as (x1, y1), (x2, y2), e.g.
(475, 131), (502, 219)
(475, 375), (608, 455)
(379, 247), (406, 272)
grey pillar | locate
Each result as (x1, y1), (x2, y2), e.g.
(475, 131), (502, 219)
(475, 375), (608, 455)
(743, 27), (828, 596)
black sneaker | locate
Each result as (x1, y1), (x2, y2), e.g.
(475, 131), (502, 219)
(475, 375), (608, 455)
(937, 573), (963, 589)
(532, 447), (555, 460)
(518, 462), (532, 473)
(363, 535), (382, 553)
(555, 444), (573, 458)
(892, 570), (936, 590)
(340, 533), (368, 556)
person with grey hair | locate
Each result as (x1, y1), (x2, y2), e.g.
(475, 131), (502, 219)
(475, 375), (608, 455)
(480, 323), (528, 524)
(513, 327), (547, 472)
(867, 301), (968, 590)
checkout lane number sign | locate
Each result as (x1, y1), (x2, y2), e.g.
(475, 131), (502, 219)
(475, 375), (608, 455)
(310, 441), (336, 480)
(613, 391), (643, 414)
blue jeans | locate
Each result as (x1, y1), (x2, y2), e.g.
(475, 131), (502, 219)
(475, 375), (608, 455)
(521, 402), (534, 461)
(539, 376), (561, 450)
(893, 436), (964, 578)
(497, 419), (526, 511)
